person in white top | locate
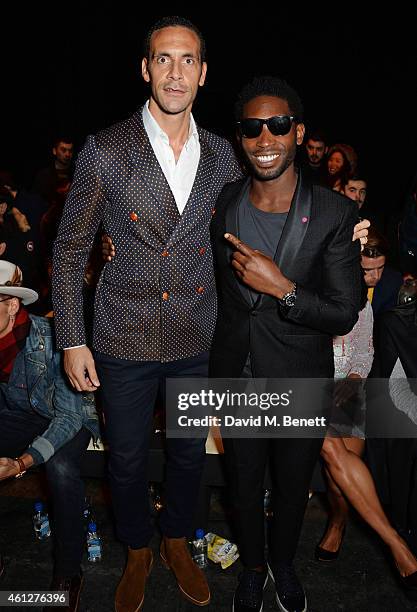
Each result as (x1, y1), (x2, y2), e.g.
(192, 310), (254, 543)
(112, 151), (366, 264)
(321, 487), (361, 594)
(316, 268), (417, 600)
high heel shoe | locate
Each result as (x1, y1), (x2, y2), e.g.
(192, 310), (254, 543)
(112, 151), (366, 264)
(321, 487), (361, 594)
(315, 527), (346, 562)
(395, 563), (417, 602)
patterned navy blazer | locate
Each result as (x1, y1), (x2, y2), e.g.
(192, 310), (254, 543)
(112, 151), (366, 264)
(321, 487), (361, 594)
(52, 108), (241, 361)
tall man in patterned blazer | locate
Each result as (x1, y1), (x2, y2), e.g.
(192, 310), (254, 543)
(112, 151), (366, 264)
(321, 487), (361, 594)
(52, 16), (240, 612)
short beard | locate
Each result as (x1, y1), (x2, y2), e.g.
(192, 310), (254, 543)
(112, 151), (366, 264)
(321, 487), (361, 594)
(249, 153), (294, 182)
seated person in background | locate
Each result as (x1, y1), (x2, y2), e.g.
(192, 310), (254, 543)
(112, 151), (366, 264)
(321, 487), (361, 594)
(316, 279), (417, 601)
(361, 226), (403, 318)
(0, 170), (49, 248)
(0, 261), (100, 612)
(343, 173), (367, 210)
(300, 128), (328, 181)
(0, 191), (45, 313)
(342, 171), (387, 235)
(32, 136), (74, 204)
(371, 277), (417, 554)
(321, 143), (357, 193)
(398, 173), (417, 276)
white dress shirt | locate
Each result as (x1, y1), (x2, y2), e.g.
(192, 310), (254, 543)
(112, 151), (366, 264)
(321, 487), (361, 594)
(142, 100), (200, 215)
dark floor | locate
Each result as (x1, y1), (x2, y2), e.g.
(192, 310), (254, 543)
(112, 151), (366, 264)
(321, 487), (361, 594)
(1, 474), (416, 612)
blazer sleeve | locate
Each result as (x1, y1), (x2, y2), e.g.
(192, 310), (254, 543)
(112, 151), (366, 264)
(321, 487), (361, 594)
(284, 202), (362, 336)
(52, 135), (107, 348)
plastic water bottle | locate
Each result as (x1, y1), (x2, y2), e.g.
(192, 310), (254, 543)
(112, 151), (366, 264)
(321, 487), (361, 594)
(86, 522), (102, 562)
(33, 502), (51, 540)
(192, 529), (208, 569)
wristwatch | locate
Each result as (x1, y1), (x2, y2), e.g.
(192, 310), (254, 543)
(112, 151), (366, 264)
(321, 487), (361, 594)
(278, 282), (297, 308)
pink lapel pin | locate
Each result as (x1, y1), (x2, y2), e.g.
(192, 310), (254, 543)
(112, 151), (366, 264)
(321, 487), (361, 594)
(302, 216), (308, 223)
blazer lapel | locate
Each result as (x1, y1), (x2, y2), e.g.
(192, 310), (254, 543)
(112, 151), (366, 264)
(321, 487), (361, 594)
(170, 132), (217, 244)
(274, 169), (312, 274)
(224, 177), (254, 306)
(256, 169), (312, 309)
(128, 110), (180, 231)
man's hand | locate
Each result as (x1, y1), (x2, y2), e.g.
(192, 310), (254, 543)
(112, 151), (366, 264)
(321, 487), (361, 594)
(64, 346), (100, 392)
(0, 454), (34, 481)
(0, 458), (20, 480)
(102, 234), (115, 262)
(224, 233), (293, 298)
(353, 218), (370, 251)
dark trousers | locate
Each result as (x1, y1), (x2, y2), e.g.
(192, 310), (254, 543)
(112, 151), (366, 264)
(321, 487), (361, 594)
(225, 436), (323, 567)
(0, 402), (91, 577)
(386, 439), (417, 546)
(46, 428), (91, 576)
(94, 351), (208, 548)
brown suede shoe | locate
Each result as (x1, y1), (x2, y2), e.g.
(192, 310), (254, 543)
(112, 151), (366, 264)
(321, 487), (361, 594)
(115, 547), (153, 612)
(160, 536), (210, 606)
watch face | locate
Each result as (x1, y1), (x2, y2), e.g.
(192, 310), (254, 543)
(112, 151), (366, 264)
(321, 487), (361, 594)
(285, 294), (296, 307)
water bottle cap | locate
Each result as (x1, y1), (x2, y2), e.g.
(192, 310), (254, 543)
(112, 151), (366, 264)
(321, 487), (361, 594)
(34, 501), (43, 511)
(88, 522), (97, 531)
(195, 528), (205, 539)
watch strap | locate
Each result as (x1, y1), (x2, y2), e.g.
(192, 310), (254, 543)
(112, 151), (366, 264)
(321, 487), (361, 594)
(279, 281), (297, 306)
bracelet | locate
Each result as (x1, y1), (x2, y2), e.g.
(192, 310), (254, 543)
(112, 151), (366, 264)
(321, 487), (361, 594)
(14, 457), (27, 479)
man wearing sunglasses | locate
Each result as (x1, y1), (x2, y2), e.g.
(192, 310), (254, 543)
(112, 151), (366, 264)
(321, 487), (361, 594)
(209, 76), (363, 612)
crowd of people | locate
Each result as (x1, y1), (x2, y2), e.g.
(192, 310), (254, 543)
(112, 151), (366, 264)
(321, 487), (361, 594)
(1, 14), (417, 612)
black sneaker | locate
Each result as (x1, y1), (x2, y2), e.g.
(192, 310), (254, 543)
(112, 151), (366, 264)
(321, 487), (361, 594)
(232, 568), (268, 611)
(267, 562), (307, 612)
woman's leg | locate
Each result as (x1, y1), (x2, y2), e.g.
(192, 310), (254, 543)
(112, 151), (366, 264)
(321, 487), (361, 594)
(321, 436), (417, 576)
(319, 437), (363, 552)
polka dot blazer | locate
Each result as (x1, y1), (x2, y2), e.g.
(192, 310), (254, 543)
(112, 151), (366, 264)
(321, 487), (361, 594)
(52, 108), (241, 361)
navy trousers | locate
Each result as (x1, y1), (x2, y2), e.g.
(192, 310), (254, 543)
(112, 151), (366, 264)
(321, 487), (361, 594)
(94, 351), (208, 548)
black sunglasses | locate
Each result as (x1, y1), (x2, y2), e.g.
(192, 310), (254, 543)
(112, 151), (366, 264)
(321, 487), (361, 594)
(237, 115), (296, 138)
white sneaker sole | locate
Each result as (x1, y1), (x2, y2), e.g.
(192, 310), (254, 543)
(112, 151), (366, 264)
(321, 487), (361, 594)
(231, 573), (269, 612)
(267, 563), (307, 612)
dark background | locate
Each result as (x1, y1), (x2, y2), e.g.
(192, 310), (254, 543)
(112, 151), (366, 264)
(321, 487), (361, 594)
(2, 4), (417, 213)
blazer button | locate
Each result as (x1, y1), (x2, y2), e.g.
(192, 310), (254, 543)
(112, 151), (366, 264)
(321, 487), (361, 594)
(130, 212), (138, 221)
(196, 286), (205, 294)
(162, 291), (169, 301)
(199, 247), (206, 255)
(161, 250), (169, 257)
(251, 310), (258, 317)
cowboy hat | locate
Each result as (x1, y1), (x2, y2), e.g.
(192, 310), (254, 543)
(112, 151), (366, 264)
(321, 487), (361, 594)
(0, 261), (38, 305)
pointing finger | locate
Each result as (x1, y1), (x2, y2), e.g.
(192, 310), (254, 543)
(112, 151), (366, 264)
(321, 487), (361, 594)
(224, 233), (253, 256)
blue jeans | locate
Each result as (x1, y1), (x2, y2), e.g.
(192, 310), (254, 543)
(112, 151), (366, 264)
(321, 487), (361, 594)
(94, 351), (208, 548)
(0, 399), (91, 577)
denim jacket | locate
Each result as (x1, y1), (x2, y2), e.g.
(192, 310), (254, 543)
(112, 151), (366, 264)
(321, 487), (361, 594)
(2, 315), (100, 465)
